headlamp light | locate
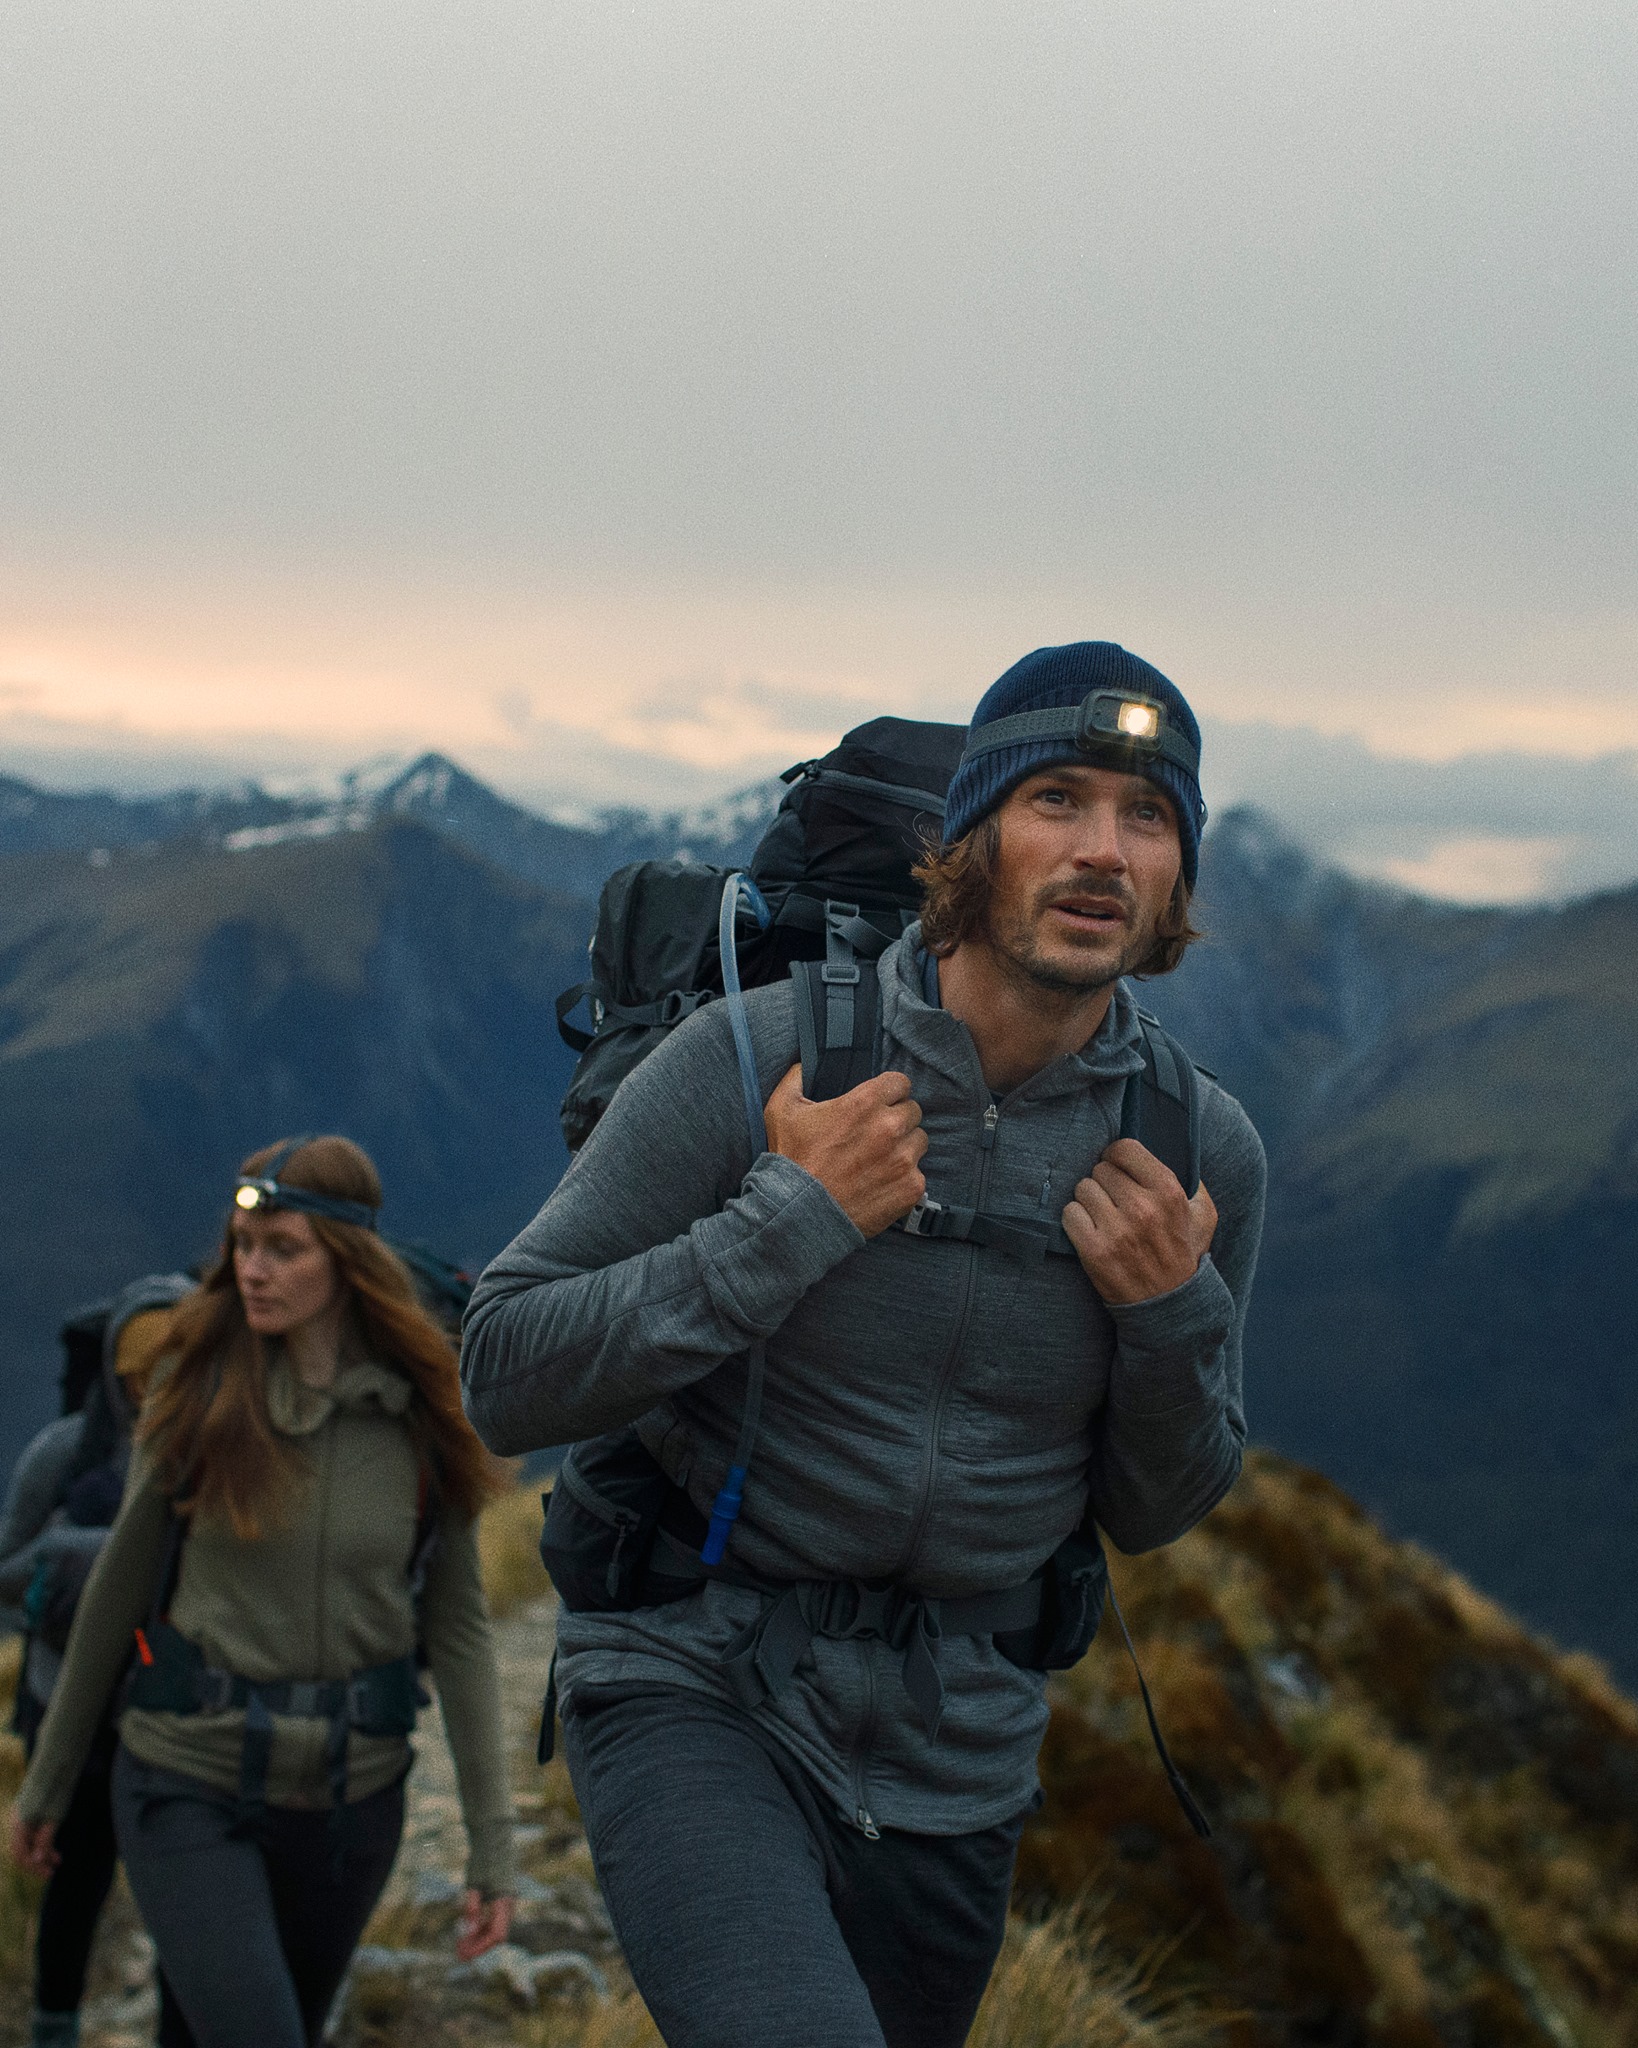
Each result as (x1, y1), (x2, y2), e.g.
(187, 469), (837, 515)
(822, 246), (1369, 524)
(230, 1176), (380, 1232)
(1075, 691), (1169, 752)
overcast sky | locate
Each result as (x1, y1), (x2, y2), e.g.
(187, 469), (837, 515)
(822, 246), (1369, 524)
(2, 2), (1635, 900)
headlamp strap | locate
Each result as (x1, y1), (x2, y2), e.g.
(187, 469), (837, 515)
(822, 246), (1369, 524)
(234, 1136), (380, 1232)
(960, 692), (1201, 784)
(258, 1136), (313, 1183)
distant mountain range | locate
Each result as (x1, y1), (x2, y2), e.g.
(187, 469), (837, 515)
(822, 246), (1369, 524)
(0, 752), (777, 885)
(1, 752), (1634, 1685)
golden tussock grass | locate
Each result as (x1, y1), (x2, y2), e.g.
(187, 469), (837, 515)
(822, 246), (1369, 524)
(525, 1990), (665, 2048)
(478, 1476), (554, 1618)
(517, 1905), (1230, 2048)
(968, 1905), (1231, 2048)
(0, 1635), (40, 2001)
(1019, 1450), (1638, 2046)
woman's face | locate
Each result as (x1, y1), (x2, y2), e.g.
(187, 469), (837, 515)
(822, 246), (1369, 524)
(232, 1208), (344, 1336)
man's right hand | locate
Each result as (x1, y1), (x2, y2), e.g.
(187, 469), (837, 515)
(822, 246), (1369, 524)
(764, 1063), (927, 1237)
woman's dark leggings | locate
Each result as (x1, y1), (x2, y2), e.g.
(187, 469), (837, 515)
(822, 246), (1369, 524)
(562, 1684), (1027, 2048)
(32, 1728), (192, 2042)
(111, 1746), (405, 2048)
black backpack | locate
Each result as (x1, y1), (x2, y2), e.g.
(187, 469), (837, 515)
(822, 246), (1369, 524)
(555, 717), (966, 1150)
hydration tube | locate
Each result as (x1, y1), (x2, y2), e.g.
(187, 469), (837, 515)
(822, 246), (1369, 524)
(701, 872), (773, 1567)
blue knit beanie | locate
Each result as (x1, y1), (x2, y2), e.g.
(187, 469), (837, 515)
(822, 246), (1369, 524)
(942, 642), (1206, 887)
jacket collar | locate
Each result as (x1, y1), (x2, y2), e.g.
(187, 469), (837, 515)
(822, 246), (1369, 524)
(879, 923), (1147, 1104)
(265, 1348), (413, 1438)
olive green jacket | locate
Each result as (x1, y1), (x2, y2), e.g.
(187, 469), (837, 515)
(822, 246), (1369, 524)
(18, 1352), (514, 1893)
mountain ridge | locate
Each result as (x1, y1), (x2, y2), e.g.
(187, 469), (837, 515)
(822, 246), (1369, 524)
(1, 754), (1634, 1688)
(0, 750), (777, 884)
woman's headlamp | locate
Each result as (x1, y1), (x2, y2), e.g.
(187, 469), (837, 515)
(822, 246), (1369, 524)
(233, 1178), (379, 1232)
(959, 690), (1200, 781)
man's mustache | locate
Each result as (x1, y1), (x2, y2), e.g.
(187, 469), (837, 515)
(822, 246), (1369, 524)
(1036, 883), (1136, 919)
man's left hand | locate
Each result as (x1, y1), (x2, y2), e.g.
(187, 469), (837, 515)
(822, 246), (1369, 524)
(1063, 1139), (1217, 1305)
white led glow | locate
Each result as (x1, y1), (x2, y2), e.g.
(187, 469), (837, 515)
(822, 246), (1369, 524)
(1117, 701), (1160, 739)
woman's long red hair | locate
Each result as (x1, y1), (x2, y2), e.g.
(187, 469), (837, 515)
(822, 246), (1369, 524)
(140, 1136), (503, 1539)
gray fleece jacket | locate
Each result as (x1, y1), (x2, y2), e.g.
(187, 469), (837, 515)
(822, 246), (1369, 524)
(462, 933), (1265, 1835)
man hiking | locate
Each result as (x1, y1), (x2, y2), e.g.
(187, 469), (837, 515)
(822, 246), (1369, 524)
(462, 641), (1266, 2048)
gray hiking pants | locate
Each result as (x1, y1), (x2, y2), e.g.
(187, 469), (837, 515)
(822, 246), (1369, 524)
(111, 1745), (404, 2048)
(562, 1684), (1028, 2048)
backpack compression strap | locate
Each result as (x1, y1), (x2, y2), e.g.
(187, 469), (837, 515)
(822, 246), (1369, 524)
(556, 981), (713, 1054)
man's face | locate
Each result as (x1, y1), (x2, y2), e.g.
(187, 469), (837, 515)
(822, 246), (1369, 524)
(980, 762), (1183, 996)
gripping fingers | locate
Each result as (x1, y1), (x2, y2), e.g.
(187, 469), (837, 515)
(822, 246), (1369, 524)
(1188, 1181), (1219, 1254)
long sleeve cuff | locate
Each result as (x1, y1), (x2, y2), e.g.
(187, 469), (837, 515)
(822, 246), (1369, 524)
(692, 1153), (865, 1336)
(464, 1813), (517, 1896)
(1105, 1256), (1235, 1415)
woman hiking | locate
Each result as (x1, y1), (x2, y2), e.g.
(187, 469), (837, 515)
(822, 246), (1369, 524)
(8, 1135), (516, 2048)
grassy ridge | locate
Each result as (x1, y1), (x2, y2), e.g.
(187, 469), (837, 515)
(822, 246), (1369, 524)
(1027, 1454), (1638, 2045)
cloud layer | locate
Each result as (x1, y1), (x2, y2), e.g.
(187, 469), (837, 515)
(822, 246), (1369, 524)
(2, 2), (1634, 868)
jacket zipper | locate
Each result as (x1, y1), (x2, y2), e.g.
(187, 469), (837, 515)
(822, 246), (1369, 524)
(851, 1642), (881, 1838)
(893, 1097), (999, 1582)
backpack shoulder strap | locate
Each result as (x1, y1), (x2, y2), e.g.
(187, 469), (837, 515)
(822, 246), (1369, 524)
(1119, 1012), (1203, 1197)
(143, 1493), (191, 1638)
(790, 957), (881, 1101)
(788, 899), (886, 1101)
(408, 1460), (442, 1615)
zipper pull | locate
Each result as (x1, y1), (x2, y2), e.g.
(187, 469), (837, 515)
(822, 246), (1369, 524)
(855, 1804), (881, 1840)
(980, 1102), (998, 1150)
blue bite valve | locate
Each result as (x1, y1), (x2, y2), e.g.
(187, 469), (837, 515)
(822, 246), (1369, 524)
(700, 1465), (748, 1567)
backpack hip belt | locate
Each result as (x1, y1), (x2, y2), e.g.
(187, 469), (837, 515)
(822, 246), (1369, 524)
(124, 1616), (426, 1828)
(718, 1574), (1041, 1738)
(646, 1521), (1041, 1737)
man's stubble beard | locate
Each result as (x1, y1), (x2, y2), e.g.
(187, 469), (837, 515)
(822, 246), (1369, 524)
(980, 881), (1158, 1001)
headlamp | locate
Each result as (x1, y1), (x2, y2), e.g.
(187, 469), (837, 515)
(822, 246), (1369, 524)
(232, 1176), (379, 1232)
(960, 689), (1200, 782)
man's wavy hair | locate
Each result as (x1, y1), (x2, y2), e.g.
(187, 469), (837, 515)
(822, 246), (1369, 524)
(140, 1135), (504, 1539)
(913, 809), (1201, 976)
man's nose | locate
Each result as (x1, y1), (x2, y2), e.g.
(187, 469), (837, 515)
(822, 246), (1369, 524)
(1069, 802), (1128, 868)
